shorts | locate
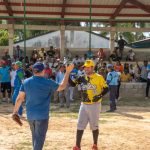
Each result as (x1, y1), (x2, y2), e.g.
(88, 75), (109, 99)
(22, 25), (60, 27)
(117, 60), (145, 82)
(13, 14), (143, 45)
(1, 82), (11, 93)
(77, 102), (101, 130)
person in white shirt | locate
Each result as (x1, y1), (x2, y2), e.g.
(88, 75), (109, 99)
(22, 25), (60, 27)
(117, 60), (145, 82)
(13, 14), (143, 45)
(10, 63), (16, 95)
(72, 55), (81, 65)
(80, 54), (87, 64)
(126, 49), (135, 61)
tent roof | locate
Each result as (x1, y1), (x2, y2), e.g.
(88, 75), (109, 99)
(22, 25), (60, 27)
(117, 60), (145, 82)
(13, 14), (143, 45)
(0, 0), (150, 23)
(128, 38), (150, 48)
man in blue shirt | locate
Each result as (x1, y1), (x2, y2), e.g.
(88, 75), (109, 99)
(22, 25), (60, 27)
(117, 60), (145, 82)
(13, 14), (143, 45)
(12, 62), (74, 150)
(106, 64), (119, 112)
(55, 64), (68, 107)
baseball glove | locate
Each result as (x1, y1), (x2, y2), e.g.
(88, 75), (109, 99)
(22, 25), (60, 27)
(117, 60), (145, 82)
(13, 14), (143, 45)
(12, 113), (23, 126)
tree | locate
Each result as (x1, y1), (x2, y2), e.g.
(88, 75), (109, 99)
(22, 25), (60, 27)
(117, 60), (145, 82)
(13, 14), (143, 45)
(0, 29), (9, 46)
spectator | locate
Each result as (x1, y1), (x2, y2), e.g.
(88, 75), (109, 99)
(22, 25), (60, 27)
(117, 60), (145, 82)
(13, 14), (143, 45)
(38, 48), (46, 61)
(25, 56), (29, 64)
(65, 49), (72, 60)
(106, 64), (119, 112)
(31, 49), (38, 63)
(117, 35), (127, 59)
(129, 64), (135, 80)
(2, 50), (11, 64)
(114, 61), (124, 73)
(54, 48), (60, 59)
(12, 61), (24, 116)
(0, 60), (11, 103)
(140, 60), (148, 82)
(86, 49), (94, 59)
(14, 45), (23, 61)
(46, 46), (55, 58)
(124, 63), (129, 74)
(72, 55), (81, 65)
(109, 47), (120, 61)
(80, 54), (87, 63)
(98, 67), (107, 79)
(24, 64), (33, 79)
(97, 48), (106, 60)
(126, 49), (135, 61)
(121, 70), (132, 82)
(134, 62), (141, 82)
(56, 64), (70, 108)
(44, 63), (52, 79)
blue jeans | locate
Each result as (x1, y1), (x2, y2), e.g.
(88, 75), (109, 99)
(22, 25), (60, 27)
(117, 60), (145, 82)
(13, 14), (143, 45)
(28, 119), (49, 150)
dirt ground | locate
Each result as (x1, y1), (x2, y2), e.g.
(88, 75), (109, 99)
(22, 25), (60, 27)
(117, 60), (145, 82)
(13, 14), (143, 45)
(0, 101), (150, 150)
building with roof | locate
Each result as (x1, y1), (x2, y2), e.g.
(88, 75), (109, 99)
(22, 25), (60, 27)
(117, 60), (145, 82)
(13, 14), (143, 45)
(14, 31), (111, 49)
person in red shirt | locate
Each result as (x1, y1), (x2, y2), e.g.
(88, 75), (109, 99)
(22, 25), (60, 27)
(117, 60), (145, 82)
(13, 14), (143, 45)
(44, 63), (52, 79)
(114, 61), (124, 73)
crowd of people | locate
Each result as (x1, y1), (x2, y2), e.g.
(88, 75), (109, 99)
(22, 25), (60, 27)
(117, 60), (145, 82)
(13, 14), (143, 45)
(0, 44), (149, 105)
(0, 43), (150, 150)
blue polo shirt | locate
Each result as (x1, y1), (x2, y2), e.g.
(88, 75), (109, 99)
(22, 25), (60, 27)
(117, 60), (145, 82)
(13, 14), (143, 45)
(0, 66), (10, 83)
(20, 76), (59, 120)
(107, 71), (119, 86)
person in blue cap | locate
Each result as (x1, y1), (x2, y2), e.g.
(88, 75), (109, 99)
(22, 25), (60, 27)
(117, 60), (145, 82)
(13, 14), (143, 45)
(12, 62), (74, 150)
(106, 64), (119, 112)
(12, 61), (24, 116)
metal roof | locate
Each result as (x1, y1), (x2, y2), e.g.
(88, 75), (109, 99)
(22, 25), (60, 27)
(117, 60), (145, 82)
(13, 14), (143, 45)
(0, 0), (150, 23)
(128, 38), (150, 48)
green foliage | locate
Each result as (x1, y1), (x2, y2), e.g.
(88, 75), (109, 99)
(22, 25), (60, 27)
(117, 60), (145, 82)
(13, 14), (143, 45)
(0, 29), (9, 46)
(99, 23), (147, 43)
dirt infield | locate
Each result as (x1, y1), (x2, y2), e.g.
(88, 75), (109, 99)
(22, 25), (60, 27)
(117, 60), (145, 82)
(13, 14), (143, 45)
(0, 100), (150, 150)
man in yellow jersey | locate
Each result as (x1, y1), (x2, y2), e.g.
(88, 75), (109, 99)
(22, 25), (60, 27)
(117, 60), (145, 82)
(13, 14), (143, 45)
(73, 60), (108, 150)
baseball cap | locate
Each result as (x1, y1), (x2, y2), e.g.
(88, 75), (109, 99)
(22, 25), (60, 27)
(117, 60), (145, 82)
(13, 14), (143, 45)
(83, 60), (95, 67)
(33, 62), (44, 73)
(15, 61), (22, 67)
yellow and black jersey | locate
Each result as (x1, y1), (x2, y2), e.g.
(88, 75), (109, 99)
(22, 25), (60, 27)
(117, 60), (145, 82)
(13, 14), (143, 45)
(80, 73), (108, 104)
